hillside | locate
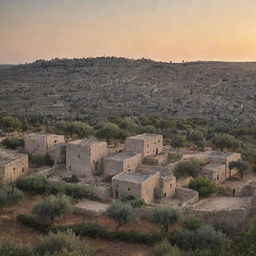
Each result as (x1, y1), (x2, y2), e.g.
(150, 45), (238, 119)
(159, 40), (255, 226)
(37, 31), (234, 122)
(0, 57), (256, 124)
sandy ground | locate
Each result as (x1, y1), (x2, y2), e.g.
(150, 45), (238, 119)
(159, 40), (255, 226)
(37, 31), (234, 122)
(75, 199), (109, 214)
(196, 196), (248, 211)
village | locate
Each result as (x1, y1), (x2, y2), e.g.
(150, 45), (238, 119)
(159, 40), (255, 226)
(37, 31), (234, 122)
(1, 131), (256, 235)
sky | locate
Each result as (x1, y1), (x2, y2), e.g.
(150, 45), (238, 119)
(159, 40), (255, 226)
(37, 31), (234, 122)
(0, 0), (256, 64)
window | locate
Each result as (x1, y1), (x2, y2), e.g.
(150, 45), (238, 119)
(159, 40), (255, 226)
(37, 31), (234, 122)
(164, 193), (166, 198)
(54, 140), (57, 143)
(217, 175), (219, 180)
(78, 154), (80, 158)
(170, 184), (172, 188)
(158, 140), (160, 143)
(13, 167), (16, 171)
(22, 168), (25, 173)
(128, 187), (131, 191)
(147, 144), (149, 147)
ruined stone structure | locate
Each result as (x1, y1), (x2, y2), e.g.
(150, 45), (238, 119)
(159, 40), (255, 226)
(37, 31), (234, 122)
(103, 152), (142, 178)
(0, 149), (29, 185)
(124, 133), (163, 157)
(66, 138), (108, 178)
(24, 133), (65, 156)
(201, 151), (241, 184)
(48, 142), (66, 165)
(112, 166), (176, 203)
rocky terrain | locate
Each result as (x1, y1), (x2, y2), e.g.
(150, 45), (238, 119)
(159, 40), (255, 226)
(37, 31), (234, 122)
(0, 57), (255, 124)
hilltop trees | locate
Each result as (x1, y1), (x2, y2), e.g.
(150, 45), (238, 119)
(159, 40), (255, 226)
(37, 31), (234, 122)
(212, 134), (240, 152)
(171, 134), (187, 151)
(174, 159), (202, 178)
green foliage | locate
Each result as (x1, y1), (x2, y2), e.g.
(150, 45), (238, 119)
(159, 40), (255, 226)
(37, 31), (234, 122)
(0, 239), (33, 256)
(55, 121), (94, 138)
(62, 175), (79, 183)
(174, 159), (202, 178)
(242, 216), (256, 256)
(121, 195), (146, 208)
(0, 185), (24, 207)
(229, 159), (248, 179)
(29, 154), (54, 167)
(183, 218), (202, 231)
(149, 239), (184, 256)
(1, 137), (24, 149)
(32, 194), (73, 224)
(171, 134), (187, 150)
(149, 207), (181, 232)
(95, 122), (126, 142)
(106, 201), (134, 231)
(172, 225), (231, 252)
(34, 230), (92, 256)
(139, 125), (157, 134)
(187, 130), (205, 149)
(212, 134), (240, 152)
(240, 143), (256, 164)
(0, 116), (22, 134)
(189, 177), (216, 197)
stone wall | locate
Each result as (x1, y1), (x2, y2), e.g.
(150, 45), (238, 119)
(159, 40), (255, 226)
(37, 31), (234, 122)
(161, 176), (176, 199)
(175, 186), (199, 207)
(48, 142), (66, 164)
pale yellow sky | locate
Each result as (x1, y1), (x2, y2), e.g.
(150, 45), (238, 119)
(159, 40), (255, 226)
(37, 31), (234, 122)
(0, 0), (256, 64)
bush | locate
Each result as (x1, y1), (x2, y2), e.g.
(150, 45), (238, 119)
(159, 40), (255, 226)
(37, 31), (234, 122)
(34, 230), (92, 256)
(149, 239), (184, 256)
(0, 186), (24, 207)
(16, 174), (48, 193)
(1, 137), (24, 149)
(62, 175), (79, 183)
(174, 159), (202, 178)
(0, 238), (33, 256)
(29, 154), (54, 167)
(184, 218), (202, 231)
(189, 177), (216, 197)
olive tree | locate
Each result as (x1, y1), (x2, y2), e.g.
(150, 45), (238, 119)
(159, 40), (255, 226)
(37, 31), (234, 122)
(106, 201), (134, 231)
(32, 195), (73, 224)
(171, 134), (187, 151)
(149, 207), (181, 232)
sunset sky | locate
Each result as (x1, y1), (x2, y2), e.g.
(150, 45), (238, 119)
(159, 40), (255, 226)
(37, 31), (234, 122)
(1, 0), (256, 64)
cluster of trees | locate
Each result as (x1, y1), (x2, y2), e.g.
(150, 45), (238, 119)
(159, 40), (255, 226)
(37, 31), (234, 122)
(0, 185), (24, 207)
(0, 230), (92, 256)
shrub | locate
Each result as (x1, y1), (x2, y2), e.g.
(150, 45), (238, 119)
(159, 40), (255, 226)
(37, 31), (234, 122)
(34, 230), (92, 256)
(174, 159), (202, 178)
(0, 185), (24, 207)
(184, 218), (202, 231)
(149, 239), (184, 256)
(0, 238), (33, 256)
(149, 207), (181, 232)
(62, 175), (80, 183)
(16, 174), (48, 193)
(32, 194), (73, 224)
(29, 154), (54, 167)
(1, 137), (24, 149)
(189, 177), (216, 197)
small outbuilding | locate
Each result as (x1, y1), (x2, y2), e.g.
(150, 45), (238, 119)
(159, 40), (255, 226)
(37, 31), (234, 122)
(0, 149), (29, 185)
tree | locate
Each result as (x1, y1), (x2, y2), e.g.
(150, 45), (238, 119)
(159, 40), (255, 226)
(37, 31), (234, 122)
(174, 158), (202, 178)
(106, 201), (134, 232)
(212, 134), (240, 152)
(139, 125), (157, 134)
(189, 177), (216, 197)
(149, 207), (180, 232)
(1, 137), (24, 149)
(171, 134), (187, 151)
(187, 130), (205, 150)
(229, 159), (248, 179)
(96, 122), (125, 143)
(32, 195), (73, 224)
(34, 230), (92, 256)
(1, 116), (22, 135)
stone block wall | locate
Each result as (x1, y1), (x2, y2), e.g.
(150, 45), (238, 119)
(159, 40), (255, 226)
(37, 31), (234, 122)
(175, 186), (199, 206)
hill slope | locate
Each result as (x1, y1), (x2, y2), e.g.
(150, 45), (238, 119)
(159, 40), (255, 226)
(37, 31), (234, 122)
(0, 57), (255, 123)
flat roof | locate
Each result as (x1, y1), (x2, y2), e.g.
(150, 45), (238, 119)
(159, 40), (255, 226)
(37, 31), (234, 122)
(113, 171), (153, 184)
(0, 149), (26, 165)
(202, 163), (226, 172)
(68, 137), (104, 146)
(105, 152), (139, 161)
(25, 133), (63, 138)
(127, 133), (162, 140)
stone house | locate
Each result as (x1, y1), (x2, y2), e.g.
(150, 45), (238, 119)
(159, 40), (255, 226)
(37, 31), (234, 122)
(66, 138), (108, 178)
(24, 133), (65, 156)
(47, 142), (66, 165)
(201, 151), (241, 184)
(0, 149), (29, 185)
(124, 133), (163, 157)
(112, 167), (176, 203)
(103, 152), (142, 178)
